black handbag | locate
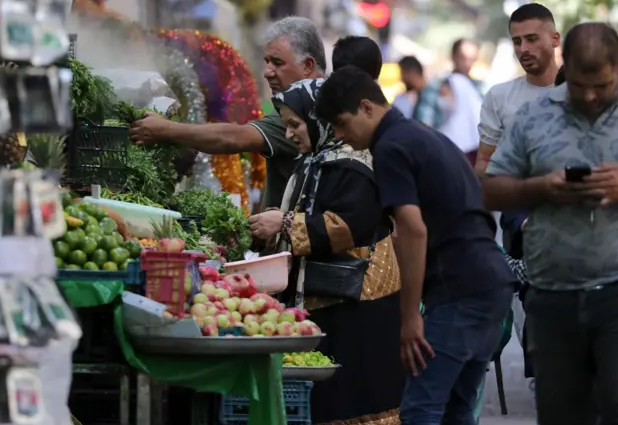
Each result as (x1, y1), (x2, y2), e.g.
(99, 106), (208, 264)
(303, 248), (374, 301)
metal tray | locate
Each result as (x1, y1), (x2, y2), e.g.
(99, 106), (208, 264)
(130, 334), (325, 356)
(282, 365), (341, 381)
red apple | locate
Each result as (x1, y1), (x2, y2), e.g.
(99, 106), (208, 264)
(215, 288), (230, 301)
(253, 298), (268, 314)
(276, 322), (294, 336)
(214, 301), (225, 311)
(190, 304), (207, 317)
(231, 311), (242, 323)
(203, 316), (216, 326)
(223, 298), (240, 312)
(203, 302), (218, 316)
(227, 273), (258, 299)
(260, 321), (276, 336)
(238, 299), (255, 316)
(290, 323), (300, 336)
(300, 319), (321, 335)
(193, 293), (208, 304)
(201, 283), (217, 296)
(278, 309), (296, 324)
(202, 324), (218, 336)
(217, 314), (232, 329)
(261, 309), (280, 324)
(193, 316), (205, 327)
(157, 237), (185, 253)
(199, 266), (219, 282)
(244, 320), (261, 336)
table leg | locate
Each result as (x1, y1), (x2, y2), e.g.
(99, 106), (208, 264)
(137, 373), (151, 425)
(120, 373), (130, 425)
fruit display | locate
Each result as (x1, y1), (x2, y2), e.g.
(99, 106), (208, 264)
(283, 351), (334, 367)
(54, 195), (142, 270)
(167, 266), (323, 338)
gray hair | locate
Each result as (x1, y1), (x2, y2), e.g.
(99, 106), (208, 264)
(263, 16), (327, 73)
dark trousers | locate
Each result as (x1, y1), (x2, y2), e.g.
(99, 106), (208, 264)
(399, 286), (512, 425)
(525, 285), (618, 425)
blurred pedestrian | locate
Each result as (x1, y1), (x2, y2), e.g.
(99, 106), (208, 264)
(130, 17), (326, 210)
(332, 35), (382, 80)
(316, 65), (516, 425)
(482, 22), (618, 425)
(392, 56), (426, 119)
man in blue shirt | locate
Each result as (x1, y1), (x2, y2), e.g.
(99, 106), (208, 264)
(316, 65), (516, 425)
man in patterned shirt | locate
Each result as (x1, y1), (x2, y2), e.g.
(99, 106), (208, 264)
(482, 23), (618, 425)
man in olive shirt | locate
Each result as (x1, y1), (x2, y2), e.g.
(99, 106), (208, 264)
(129, 16), (326, 209)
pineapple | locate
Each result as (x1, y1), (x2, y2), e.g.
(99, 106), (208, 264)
(151, 215), (176, 240)
(26, 134), (67, 177)
(0, 62), (25, 166)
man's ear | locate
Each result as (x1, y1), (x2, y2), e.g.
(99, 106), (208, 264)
(360, 99), (373, 117)
(302, 57), (317, 78)
(552, 31), (561, 49)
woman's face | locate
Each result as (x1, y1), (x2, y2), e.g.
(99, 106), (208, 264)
(279, 105), (312, 153)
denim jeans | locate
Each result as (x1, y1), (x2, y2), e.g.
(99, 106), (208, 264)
(399, 286), (512, 425)
(525, 284), (618, 425)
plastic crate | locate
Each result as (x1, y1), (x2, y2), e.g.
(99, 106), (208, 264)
(177, 216), (204, 233)
(141, 251), (207, 314)
(64, 121), (129, 189)
(57, 259), (144, 293)
(220, 381), (313, 425)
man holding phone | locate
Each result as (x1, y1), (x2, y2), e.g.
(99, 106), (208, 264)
(482, 23), (618, 425)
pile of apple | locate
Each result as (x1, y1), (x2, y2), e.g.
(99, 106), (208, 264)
(187, 266), (322, 337)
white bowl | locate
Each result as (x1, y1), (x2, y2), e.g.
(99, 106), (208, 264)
(223, 252), (291, 294)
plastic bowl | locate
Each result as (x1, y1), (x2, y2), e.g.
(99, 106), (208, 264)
(223, 252), (291, 294)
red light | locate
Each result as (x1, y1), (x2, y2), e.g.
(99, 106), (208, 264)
(357, 1), (391, 28)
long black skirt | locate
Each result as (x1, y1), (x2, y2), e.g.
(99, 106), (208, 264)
(308, 291), (404, 424)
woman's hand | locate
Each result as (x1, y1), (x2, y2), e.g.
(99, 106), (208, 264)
(249, 210), (284, 240)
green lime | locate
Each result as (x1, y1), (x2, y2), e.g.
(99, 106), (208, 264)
(102, 262), (118, 271)
(110, 247), (130, 264)
(64, 205), (80, 217)
(53, 240), (70, 259)
(119, 260), (130, 270)
(74, 227), (86, 241)
(75, 210), (90, 222)
(83, 262), (99, 270)
(61, 192), (72, 208)
(65, 264), (81, 270)
(112, 232), (124, 245)
(90, 249), (108, 267)
(123, 240), (142, 258)
(79, 236), (98, 254)
(63, 230), (81, 250)
(100, 217), (118, 235)
(99, 235), (119, 251)
(56, 257), (64, 268)
(68, 250), (87, 266)
(85, 215), (99, 226)
(85, 224), (103, 236)
(93, 208), (108, 221)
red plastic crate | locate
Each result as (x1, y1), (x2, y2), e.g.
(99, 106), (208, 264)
(140, 251), (198, 315)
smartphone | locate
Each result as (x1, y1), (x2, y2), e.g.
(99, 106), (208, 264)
(565, 165), (591, 182)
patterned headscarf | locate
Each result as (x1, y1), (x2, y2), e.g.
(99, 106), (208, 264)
(272, 78), (337, 152)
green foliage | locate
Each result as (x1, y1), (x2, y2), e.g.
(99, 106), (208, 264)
(201, 193), (251, 262)
(69, 58), (116, 124)
(169, 189), (214, 217)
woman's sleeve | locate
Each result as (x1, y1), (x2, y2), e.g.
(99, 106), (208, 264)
(283, 168), (381, 257)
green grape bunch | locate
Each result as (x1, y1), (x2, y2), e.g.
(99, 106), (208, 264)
(283, 351), (335, 367)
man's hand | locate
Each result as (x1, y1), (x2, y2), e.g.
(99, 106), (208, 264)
(248, 210), (284, 240)
(401, 311), (435, 377)
(543, 169), (602, 205)
(579, 163), (618, 206)
(129, 112), (171, 145)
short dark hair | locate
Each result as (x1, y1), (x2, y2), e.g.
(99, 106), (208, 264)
(555, 65), (565, 85)
(509, 3), (555, 26)
(398, 56), (423, 76)
(316, 65), (388, 123)
(451, 38), (477, 57)
(562, 22), (618, 72)
(332, 36), (383, 80)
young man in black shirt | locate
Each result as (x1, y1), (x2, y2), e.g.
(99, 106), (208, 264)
(315, 65), (516, 425)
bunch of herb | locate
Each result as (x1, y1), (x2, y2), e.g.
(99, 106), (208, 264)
(122, 144), (169, 205)
(69, 59), (116, 124)
(100, 187), (163, 208)
(169, 189), (214, 217)
(201, 193), (252, 262)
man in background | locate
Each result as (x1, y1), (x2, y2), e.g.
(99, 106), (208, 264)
(482, 22), (618, 425)
(392, 56), (425, 119)
(332, 35), (383, 80)
(129, 17), (326, 210)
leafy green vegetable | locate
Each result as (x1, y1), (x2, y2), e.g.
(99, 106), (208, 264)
(69, 58), (116, 124)
(169, 189), (214, 217)
(201, 192), (251, 262)
(100, 187), (163, 208)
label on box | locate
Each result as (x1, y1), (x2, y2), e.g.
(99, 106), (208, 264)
(6, 368), (44, 424)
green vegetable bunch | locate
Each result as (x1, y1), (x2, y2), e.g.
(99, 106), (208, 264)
(100, 187), (162, 208)
(69, 58), (116, 124)
(201, 192), (251, 262)
(169, 189), (214, 217)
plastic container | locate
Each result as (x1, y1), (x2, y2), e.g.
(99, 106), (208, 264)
(220, 380), (312, 425)
(84, 197), (181, 238)
(223, 252), (291, 294)
(141, 251), (207, 315)
(57, 259), (144, 292)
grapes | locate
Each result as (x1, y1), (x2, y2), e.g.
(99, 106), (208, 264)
(283, 351), (335, 367)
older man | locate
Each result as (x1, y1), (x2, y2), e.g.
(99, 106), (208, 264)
(483, 23), (618, 425)
(129, 17), (326, 209)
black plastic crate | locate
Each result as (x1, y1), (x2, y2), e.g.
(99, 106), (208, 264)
(220, 381), (312, 425)
(72, 303), (125, 364)
(177, 216), (204, 233)
(64, 121), (129, 189)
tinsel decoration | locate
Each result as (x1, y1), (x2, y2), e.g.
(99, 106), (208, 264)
(156, 29), (264, 214)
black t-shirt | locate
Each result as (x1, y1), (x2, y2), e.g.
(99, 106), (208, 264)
(371, 109), (516, 309)
(249, 112), (300, 209)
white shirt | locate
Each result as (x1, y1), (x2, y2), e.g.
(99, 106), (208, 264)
(478, 76), (553, 147)
(392, 92), (417, 119)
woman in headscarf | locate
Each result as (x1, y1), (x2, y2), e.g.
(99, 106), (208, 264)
(249, 79), (403, 425)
